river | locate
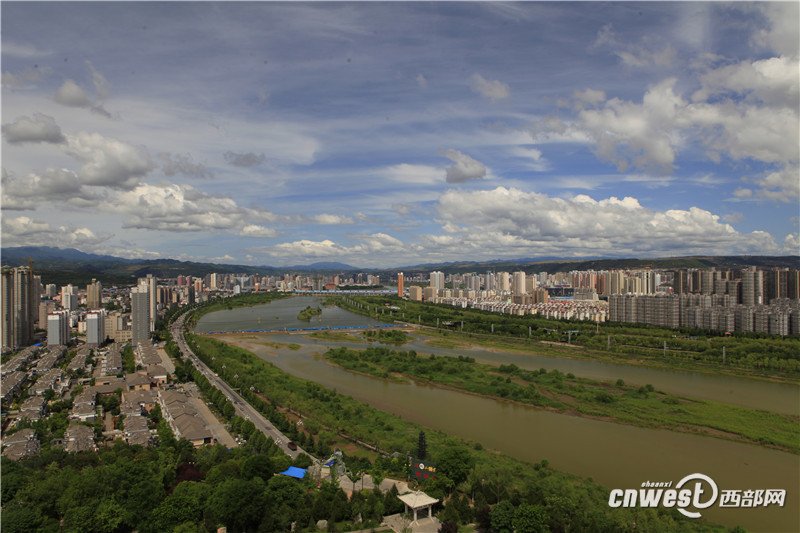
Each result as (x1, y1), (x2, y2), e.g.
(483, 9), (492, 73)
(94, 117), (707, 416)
(196, 296), (799, 531)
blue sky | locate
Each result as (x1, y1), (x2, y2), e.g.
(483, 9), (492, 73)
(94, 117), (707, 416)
(2, 2), (798, 267)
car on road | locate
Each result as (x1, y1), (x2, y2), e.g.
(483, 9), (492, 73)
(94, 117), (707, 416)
(287, 441), (297, 451)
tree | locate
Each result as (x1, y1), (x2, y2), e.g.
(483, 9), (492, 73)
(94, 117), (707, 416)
(205, 478), (266, 532)
(418, 430), (427, 460)
(490, 501), (515, 533)
(513, 503), (548, 533)
(436, 445), (474, 487)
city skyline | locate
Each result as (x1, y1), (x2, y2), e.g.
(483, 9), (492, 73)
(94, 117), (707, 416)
(2, 2), (799, 268)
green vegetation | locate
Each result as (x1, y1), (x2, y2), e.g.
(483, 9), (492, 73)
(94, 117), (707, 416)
(121, 344), (136, 374)
(187, 333), (729, 532)
(363, 329), (410, 345)
(308, 330), (364, 343)
(297, 305), (322, 321)
(324, 347), (800, 453)
(333, 296), (800, 378)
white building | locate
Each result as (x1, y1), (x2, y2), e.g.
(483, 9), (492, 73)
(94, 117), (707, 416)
(47, 311), (70, 346)
(86, 310), (106, 345)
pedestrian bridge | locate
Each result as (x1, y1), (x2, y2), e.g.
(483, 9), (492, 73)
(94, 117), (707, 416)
(203, 323), (402, 335)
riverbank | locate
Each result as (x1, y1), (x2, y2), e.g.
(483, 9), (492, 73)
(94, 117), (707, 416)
(331, 296), (800, 384)
(187, 332), (728, 532)
(323, 346), (800, 454)
(297, 305), (323, 321)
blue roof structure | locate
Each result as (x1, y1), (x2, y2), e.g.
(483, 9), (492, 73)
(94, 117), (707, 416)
(280, 466), (307, 479)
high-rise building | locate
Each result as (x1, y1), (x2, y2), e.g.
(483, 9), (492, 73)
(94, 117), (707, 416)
(147, 274), (157, 332)
(86, 278), (102, 309)
(497, 272), (511, 292)
(47, 310), (70, 346)
(210, 273), (219, 290)
(1, 266), (37, 351)
(397, 273), (404, 298)
(409, 286), (423, 301)
(429, 271), (445, 291)
(86, 310), (106, 345)
(131, 285), (151, 345)
(61, 285), (77, 311)
(742, 268), (764, 306)
(38, 301), (55, 328)
(512, 271), (527, 295)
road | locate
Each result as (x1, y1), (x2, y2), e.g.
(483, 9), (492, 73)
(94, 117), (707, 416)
(171, 312), (315, 462)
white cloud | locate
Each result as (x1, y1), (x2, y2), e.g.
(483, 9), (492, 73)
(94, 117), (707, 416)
(441, 148), (488, 183)
(65, 132), (154, 188)
(113, 183), (277, 233)
(416, 74), (428, 88)
(267, 232), (405, 261)
(784, 233), (800, 254)
(577, 78), (684, 173)
(54, 79), (92, 108)
(745, 165), (800, 202)
(2, 168), (103, 208)
(1, 215), (110, 248)
(240, 224), (277, 237)
(752, 3), (800, 58)
(312, 214), (355, 225)
(508, 146), (549, 172)
(573, 88), (606, 106)
(592, 24), (676, 69)
(2, 113), (65, 144)
(693, 56), (799, 108)
(470, 73), (510, 101)
(431, 187), (778, 257)
(86, 60), (111, 100)
(381, 163), (442, 185)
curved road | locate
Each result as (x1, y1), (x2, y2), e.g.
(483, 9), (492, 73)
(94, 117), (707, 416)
(171, 311), (315, 462)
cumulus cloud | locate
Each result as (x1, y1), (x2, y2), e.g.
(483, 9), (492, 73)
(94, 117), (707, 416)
(470, 73), (510, 101)
(441, 149), (488, 183)
(65, 132), (154, 188)
(432, 187), (778, 256)
(742, 165), (800, 202)
(1, 215), (110, 248)
(268, 232), (404, 260)
(2, 168), (103, 208)
(2, 113), (65, 144)
(693, 56), (799, 107)
(784, 233), (800, 254)
(752, 2), (800, 57)
(223, 151), (266, 167)
(113, 183), (277, 233)
(54, 79), (92, 108)
(159, 153), (213, 178)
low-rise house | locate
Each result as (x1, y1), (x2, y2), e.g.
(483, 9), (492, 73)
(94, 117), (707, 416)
(121, 389), (157, 416)
(146, 365), (168, 385)
(158, 389), (214, 447)
(70, 387), (97, 422)
(123, 415), (152, 447)
(2, 428), (40, 461)
(136, 344), (161, 366)
(64, 423), (96, 453)
(102, 348), (123, 376)
(94, 376), (125, 396)
(32, 368), (63, 396)
(124, 372), (152, 391)
(19, 396), (47, 421)
(1, 371), (27, 403)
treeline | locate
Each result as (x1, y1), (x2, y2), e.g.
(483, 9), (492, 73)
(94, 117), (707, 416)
(335, 297), (800, 374)
(185, 334), (732, 532)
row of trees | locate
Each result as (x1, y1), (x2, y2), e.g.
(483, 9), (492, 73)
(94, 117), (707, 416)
(337, 296), (800, 374)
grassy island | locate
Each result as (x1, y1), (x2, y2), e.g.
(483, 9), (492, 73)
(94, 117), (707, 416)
(324, 346), (800, 454)
(297, 305), (322, 321)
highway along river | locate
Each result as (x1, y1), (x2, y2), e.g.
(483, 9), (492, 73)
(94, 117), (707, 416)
(196, 296), (799, 531)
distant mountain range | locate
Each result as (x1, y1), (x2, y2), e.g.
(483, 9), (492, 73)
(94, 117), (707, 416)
(1, 246), (797, 286)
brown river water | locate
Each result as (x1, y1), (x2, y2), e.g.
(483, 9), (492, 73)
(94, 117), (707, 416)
(197, 296), (799, 531)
